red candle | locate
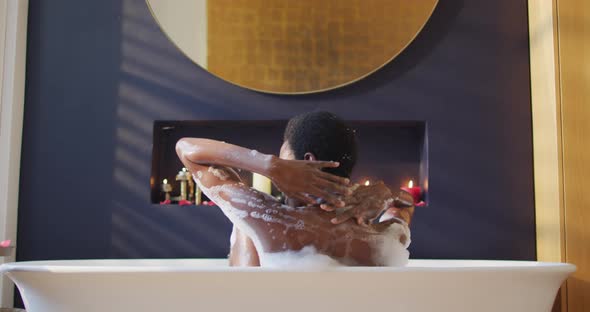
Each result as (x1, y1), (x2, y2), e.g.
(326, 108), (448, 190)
(178, 199), (192, 206)
(401, 180), (424, 206)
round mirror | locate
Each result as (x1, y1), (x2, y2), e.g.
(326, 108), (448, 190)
(147, 1), (438, 94)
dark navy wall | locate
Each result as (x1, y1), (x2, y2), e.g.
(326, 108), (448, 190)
(17, 0), (535, 261)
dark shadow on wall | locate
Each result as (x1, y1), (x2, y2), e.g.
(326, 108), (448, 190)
(109, 0), (234, 259)
(15, 0), (124, 308)
(16, 0), (122, 263)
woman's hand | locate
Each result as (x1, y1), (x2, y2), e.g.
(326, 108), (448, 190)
(326, 181), (394, 225)
(268, 158), (351, 207)
(322, 181), (415, 226)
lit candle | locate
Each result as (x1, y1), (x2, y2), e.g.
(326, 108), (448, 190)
(401, 180), (422, 204)
(176, 168), (189, 200)
(252, 173), (272, 194)
(364, 180), (370, 186)
(161, 179), (173, 201)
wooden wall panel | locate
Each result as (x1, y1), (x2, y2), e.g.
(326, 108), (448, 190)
(558, 0), (590, 311)
(528, 0), (564, 264)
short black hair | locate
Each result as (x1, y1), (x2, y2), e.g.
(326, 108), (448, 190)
(283, 111), (357, 178)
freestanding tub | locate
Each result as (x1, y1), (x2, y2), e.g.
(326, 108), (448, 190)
(1, 259), (575, 312)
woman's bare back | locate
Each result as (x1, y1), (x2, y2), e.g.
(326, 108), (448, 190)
(220, 183), (412, 267)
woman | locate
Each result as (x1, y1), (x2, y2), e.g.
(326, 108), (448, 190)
(176, 112), (414, 266)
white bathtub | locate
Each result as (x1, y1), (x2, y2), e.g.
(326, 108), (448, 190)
(1, 259), (575, 312)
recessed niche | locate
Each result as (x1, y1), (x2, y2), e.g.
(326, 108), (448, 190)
(151, 120), (428, 206)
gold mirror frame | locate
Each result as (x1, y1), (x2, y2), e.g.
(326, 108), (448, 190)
(146, 1), (439, 94)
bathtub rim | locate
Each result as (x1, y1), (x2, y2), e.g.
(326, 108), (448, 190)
(0, 259), (577, 274)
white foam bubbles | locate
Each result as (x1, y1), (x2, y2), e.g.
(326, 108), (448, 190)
(208, 166), (229, 180)
(260, 246), (343, 268)
(294, 220), (305, 230)
(373, 223), (411, 266)
(231, 198), (248, 204)
(230, 227), (237, 247)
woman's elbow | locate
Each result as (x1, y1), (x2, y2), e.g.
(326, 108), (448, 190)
(176, 138), (203, 163)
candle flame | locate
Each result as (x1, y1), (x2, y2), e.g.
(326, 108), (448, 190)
(408, 180), (414, 188)
(163, 179), (168, 184)
(364, 180), (370, 186)
(182, 167), (187, 172)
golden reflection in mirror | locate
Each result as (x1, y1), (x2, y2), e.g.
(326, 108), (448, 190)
(147, 0), (438, 94)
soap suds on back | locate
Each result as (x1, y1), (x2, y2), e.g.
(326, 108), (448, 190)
(259, 223), (409, 268)
(195, 175), (410, 268)
(373, 223), (410, 267)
